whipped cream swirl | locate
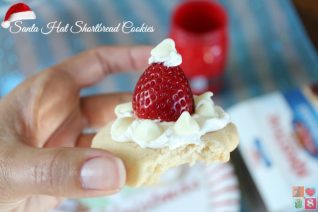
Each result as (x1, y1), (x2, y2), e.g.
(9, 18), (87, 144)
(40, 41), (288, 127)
(111, 92), (230, 150)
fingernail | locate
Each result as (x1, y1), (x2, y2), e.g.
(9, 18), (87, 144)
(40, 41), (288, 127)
(80, 156), (126, 190)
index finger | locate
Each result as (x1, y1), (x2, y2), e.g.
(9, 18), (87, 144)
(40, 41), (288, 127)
(54, 46), (151, 88)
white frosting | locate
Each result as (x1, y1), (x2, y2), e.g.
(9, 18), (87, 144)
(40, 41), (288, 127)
(114, 102), (133, 117)
(148, 38), (182, 67)
(110, 92), (230, 150)
(174, 112), (200, 136)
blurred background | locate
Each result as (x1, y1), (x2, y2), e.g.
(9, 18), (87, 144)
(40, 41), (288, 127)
(1, 0), (317, 104)
(0, 0), (318, 211)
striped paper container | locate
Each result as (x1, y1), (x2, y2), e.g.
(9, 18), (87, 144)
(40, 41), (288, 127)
(54, 163), (240, 212)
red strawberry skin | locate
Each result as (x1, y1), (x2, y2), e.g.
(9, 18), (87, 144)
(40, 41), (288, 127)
(132, 63), (194, 122)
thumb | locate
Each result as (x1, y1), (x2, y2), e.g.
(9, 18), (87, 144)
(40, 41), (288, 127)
(1, 144), (126, 200)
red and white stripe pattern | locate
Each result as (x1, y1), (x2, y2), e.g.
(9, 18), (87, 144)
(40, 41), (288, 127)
(55, 162), (241, 211)
(204, 163), (240, 212)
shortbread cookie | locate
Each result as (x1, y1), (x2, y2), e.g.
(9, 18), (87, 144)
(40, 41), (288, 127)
(92, 122), (238, 187)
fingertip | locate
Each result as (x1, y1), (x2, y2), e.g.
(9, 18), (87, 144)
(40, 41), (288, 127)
(80, 155), (126, 191)
(114, 156), (126, 189)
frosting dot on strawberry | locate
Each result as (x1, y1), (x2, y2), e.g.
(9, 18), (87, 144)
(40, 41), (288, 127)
(148, 38), (182, 67)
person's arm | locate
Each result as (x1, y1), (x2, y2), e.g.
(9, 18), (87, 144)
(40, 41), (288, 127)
(0, 46), (150, 211)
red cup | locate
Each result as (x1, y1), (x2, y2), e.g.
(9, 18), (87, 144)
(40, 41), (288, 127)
(169, 0), (228, 94)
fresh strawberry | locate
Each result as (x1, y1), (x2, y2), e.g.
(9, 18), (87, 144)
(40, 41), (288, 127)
(132, 63), (194, 122)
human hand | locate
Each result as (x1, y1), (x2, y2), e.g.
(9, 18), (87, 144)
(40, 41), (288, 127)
(0, 46), (150, 211)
